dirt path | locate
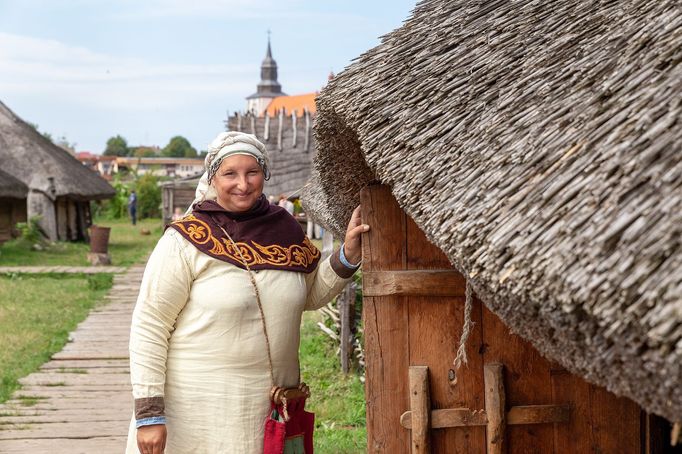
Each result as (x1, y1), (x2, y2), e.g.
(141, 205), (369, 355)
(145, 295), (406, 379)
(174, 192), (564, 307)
(0, 264), (144, 453)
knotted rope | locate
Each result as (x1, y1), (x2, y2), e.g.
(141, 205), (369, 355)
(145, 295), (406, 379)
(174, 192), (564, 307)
(452, 280), (474, 384)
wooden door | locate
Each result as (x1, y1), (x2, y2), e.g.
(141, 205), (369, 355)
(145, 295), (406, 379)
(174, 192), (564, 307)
(360, 184), (647, 453)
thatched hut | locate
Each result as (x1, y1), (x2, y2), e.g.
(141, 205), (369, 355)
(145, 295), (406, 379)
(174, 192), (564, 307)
(0, 101), (115, 241)
(0, 168), (28, 244)
(302, 0), (682, 452)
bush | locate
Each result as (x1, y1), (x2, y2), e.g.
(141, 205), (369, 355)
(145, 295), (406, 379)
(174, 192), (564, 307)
(15, 216), (47, 249)
(103, 176), (130, 219)
(136, 173), (161, 219)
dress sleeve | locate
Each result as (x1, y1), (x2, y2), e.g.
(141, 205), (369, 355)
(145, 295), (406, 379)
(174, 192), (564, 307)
(304, 248), (356, 311)
(129, 230), (193, 423)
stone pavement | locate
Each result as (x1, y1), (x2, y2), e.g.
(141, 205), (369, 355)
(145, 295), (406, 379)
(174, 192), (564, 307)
(0, 264), (145, 453)
(0, 266), (127, 274)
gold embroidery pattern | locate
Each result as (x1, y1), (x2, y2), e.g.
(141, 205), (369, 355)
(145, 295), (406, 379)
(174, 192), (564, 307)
(172, 215), (320, 268)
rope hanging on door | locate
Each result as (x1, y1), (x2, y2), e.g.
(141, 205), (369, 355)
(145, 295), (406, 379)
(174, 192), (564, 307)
(452, 280), (473, 384)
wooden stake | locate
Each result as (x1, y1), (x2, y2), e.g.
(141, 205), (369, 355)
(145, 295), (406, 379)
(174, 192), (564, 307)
(672, 421), (681, 446)
(409, 366), (431, 454)
(485, 363), (506, 454)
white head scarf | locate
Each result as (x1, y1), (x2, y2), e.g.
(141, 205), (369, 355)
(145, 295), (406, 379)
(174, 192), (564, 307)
(185, 131), (270, 215)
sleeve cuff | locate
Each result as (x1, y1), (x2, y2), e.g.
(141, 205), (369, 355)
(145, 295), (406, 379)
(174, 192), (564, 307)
(339, 242), (361, 269)
(135, 396), (165, 419)
(330, 246), (359, 279)
(136, 416), (167, 428)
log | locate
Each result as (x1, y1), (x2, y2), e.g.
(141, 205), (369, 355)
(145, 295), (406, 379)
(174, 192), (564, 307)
(363, 270), (466, 297)
(408, 366), (431, 454)
(485, 363), (505, 454)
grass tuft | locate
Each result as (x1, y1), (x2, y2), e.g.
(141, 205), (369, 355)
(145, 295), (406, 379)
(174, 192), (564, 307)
(16, 395), (48, 407)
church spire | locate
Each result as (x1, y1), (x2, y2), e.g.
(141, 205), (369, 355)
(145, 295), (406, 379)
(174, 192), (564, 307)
(246, 32), (286, 115)
(265, 30), (273, 59)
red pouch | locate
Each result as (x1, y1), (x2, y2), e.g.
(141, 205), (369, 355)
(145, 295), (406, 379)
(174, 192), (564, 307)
(264, 394), (314, 454)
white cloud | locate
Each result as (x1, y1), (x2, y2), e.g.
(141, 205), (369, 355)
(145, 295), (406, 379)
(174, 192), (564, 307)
(0, 32), (254, 110)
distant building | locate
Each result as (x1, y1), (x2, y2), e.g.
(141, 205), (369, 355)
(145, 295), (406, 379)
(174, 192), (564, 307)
(115, 157), (204, 179)
(76, 152), (118, 180)
(246, 37), (286, 115)
(75, 154), (204, 180)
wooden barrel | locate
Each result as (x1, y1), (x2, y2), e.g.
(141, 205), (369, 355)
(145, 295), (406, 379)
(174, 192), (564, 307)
(89, 225), (110, 254)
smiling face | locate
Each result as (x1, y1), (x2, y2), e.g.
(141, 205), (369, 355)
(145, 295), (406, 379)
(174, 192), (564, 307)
(211, 154), (265, 212)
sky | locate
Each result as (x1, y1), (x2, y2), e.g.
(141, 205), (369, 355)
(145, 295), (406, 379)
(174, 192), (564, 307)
(0, 0), (416, 153)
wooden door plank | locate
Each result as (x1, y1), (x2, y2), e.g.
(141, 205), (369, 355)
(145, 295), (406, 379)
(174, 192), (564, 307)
(589, 382), (641, 453)
(361, 185), (410, 453)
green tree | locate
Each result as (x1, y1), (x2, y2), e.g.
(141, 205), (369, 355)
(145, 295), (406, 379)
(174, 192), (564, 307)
(103, 135), (130, 156)
(162, 136), (197, 158)
(131, 146), (160, 158)
(136, 174), (161, 219)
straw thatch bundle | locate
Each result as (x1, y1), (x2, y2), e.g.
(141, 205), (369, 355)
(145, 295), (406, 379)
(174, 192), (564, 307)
(302, 0), (682, 421)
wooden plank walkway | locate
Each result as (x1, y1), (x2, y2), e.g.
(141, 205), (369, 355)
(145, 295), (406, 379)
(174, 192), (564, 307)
(0, 264), (145, 453)
(0, 266), (126, 274)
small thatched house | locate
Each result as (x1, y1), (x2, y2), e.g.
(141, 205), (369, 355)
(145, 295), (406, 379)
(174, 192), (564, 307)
(303, 0), (682, 452)
(0, 101), (115, 241)
(0, 168), (28, 244)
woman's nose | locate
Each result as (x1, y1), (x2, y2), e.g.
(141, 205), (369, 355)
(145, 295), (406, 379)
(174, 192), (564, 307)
(236, 174), (248, 190)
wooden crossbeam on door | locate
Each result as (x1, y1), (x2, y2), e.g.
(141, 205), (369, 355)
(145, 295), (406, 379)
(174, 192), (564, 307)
(401, 364), (570, 454)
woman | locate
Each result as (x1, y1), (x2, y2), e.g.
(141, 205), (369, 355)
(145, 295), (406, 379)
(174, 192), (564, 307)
(126, 131), (367, 454)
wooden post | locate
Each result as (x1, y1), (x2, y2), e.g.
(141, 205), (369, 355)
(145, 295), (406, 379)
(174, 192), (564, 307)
(277, 109), (283, 151)
(361, 185), (410, 453)
(409, 366), (431, 454)
(339, 282), (355, 374)
(484, 363), (506, 454)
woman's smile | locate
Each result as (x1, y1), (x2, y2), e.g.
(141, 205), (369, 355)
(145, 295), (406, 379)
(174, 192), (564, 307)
(212, 154), (265, 212)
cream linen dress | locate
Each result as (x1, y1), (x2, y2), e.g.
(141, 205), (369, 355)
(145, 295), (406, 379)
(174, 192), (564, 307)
(125, 228), (350, 453)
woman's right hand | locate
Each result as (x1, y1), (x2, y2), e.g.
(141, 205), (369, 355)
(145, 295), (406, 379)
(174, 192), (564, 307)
(137, 424), (167, 454)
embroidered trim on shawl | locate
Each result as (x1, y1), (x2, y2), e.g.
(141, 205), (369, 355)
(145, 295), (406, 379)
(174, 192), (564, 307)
(172, 215), (320, 268)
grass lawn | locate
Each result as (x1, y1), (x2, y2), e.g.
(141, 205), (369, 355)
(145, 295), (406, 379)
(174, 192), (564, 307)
(0, 217), (163, 267)
(0, 273), (113, 403)
(300, 311), (366, 453)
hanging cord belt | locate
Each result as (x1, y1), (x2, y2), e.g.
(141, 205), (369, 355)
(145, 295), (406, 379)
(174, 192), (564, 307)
(216, 224), (309, 421)
(451, 280), (474, 385)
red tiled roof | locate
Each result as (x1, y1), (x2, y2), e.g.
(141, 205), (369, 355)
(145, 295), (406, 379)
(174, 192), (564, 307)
(265, 93), (317, 117)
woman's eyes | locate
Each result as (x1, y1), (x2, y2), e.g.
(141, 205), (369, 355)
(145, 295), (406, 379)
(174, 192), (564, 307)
(221, 170), (259, 177)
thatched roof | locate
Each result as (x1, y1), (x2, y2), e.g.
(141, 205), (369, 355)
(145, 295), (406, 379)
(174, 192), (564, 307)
(302, 0), (682, 421)
(0, 101), (114, 200)
(0, 168), (28, 199)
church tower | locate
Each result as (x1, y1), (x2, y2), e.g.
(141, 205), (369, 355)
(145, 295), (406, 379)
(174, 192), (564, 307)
(246, 36), (286, 115)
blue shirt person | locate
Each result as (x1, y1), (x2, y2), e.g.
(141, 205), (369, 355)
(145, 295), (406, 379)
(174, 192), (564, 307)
(128, 191), (138, 225)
